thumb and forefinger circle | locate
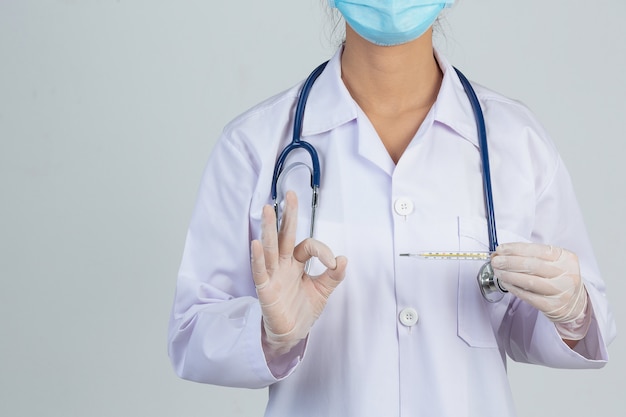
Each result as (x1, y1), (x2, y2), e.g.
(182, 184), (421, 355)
(293, 238), (338, 270)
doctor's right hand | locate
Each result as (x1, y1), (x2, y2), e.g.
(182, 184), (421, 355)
(251, 191), (348, 360)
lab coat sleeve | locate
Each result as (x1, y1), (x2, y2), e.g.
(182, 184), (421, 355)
(499, 155), (617, 368)
(167, 132), (305, 388)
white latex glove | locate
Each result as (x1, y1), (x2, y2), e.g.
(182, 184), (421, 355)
(491, 242), (591, 341)
(251, 191), (348, 360)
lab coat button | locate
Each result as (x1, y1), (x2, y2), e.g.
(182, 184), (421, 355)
(399, 307), (419, 327)
(394, 198), (414, 216)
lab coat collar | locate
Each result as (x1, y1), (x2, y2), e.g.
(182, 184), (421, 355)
(432, 50), (482, 148)
(300, 48), (357, 137)
(301, 47), (481, 148)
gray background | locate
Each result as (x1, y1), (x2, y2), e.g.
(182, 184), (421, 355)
(0, 0), (623, 416)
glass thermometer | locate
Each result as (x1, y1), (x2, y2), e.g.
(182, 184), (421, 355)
(399, 251), (493, 261)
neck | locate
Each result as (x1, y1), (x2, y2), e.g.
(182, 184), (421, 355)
(340, 26), (442, 115)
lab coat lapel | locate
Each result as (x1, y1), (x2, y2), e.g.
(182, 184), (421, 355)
(355, 106), (396, 177)
(300, 48), (395, 175)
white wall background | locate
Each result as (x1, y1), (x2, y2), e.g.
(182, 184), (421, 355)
(0, 0), (623, 416)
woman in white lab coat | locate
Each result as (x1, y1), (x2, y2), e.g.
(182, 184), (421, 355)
(168, 1), (616, 415)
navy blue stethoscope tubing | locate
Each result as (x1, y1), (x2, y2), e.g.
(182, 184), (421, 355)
(270, 61), (329, 202)
(454, 68), (499, 252)
(271, 62), (498, 252)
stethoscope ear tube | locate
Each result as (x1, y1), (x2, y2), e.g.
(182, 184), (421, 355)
(270, 61), (328, 203)
(271, 61), (328, 237)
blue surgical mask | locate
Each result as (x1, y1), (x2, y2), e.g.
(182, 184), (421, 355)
(329, 0), (454, 46)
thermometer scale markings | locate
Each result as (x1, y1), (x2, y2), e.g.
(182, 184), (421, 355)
(399, 251), (493, 261)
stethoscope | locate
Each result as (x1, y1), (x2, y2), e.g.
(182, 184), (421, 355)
(271, 61), (508, 303)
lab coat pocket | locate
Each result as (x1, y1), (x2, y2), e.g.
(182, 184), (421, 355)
(456, 218), (528, 348)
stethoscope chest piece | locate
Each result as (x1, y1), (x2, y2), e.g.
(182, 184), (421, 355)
(477, 262), (508, 303)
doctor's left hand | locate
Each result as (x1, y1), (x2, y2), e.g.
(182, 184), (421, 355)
(251, 191), (348, 361)
(491, 242), (591, 342)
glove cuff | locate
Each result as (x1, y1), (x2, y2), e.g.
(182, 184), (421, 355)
(554, 291), (591, 341)
(262, 321), (306, 357)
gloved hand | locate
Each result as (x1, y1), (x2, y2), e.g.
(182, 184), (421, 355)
(251, 191), (348, 360)
(491, 242), (591, 341)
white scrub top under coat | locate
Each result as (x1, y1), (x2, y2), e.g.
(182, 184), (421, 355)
(168, 48), (616, 417)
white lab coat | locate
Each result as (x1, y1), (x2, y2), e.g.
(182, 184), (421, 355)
(168, 48), (616, 416)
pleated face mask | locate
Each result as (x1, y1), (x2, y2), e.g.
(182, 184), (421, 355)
(329, 0), (454, 46)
